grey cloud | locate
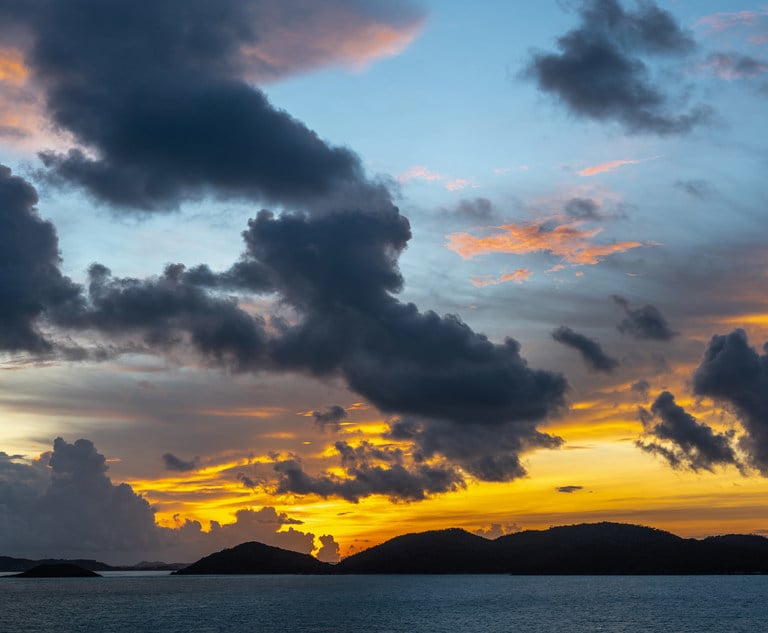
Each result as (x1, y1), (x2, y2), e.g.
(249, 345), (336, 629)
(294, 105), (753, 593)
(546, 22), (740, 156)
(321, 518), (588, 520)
(556, 485), (583, 493)
(564, 197), (601, 220)
(631, 379), (650, 401)
(313, 405), (348, 432)
(705, 52), (768, 79)
(0, 437), (337, 563)
(692, 329), (768, 474)
(0, 165), (83, 352)
(613, 295), (677, 341)
(162, 453), (200, 472)
(637, 391), (738, 472)
(552, 325), (619, 373)
(316, 534), (341, 563)
(453, 197), (495, 221)
(62, 263), (268, 371)
(274, 441), (465, 503)
(524, 0), (710, 135)
(674, 179), (714, 199)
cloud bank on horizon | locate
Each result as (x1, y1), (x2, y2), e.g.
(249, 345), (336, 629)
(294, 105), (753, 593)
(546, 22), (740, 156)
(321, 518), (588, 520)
(0, 0), (767, 560)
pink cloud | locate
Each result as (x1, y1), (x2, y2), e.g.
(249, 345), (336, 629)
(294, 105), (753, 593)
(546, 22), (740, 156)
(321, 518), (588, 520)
(697, 10), (768, 33)
(237, 3), (426, 82)
(397, 165), (445, 183)
(578, 157), (657, 177)
(470, 269), (532, 287)
(445, 177), (477, 191)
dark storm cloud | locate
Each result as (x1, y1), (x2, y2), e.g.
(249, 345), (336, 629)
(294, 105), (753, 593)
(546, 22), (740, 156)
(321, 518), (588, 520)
(313, 405), (348, 432)
(524, 0), (710, 135)
(62, 263), (268, 371)
(613, 295), (677, 341)
(387, 416), (561, 482)
(692, 329), (768, 474)
(552, 325), (619, 373)
(162, 453), (200, 472)
(273, 441), (465, 503)
(237, 208), (568, 457)
(674, 179), (714, 199)
(636, 391), (738, 472)
(0, 0), (568, 484)
(556, 485), (583, 493)
(0, 164), (82, 352)
(0, 0), (426, 211)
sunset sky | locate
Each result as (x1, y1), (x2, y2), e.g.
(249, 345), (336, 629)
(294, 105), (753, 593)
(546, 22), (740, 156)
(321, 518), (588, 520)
(1, 0), (768, 565)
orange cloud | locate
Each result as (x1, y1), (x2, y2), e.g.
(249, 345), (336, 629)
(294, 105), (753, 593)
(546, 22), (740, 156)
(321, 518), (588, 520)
(578, 157), (659, 176)
(446, 217), (645, 266)
(0, 49), (27, 84)
(470, 268), (532, 287)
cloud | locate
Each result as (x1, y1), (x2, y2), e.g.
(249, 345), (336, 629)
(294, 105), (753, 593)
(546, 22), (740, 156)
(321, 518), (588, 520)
(555, 485), (583, 493)
(273, 441), (465, 502)
(162, 453), (200, 473)
(470, 269), (532, 287)
(313, 405), (348, 432)
(564, 197), (602, 220)
(613, 295), (677, 341)
(445, 177), (476, 192)
(703, 52), (768, 80)
(552, 326), (619, 373)
(447, 216), (645, 266)
(696, 10), (768, 34)
(62, 263), (268, 371)
(474, 522), (520, 539)
(1, 3), (568, 485)
(631, 379), (650, 401)
(674, 179), (714, 199)
(452, 197), (495, 221)
(0, 164), (82, 353)
(397, 167), (476, 192)
(692, 329), (768, 474)
(397, 165), (445, 183)
(636, 391), (739, 472)
(316, 534), (340, 563)
(0, 437), (337, 563)
(3, 1), (423, 211)
(524, 0), (710, 135)
(578, 157), (656, 176)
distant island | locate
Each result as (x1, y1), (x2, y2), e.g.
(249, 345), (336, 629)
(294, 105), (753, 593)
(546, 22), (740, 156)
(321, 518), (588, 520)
(176, 522), (768, 575)
(6, 563), (101, 578)
(7, 522), (768, 576)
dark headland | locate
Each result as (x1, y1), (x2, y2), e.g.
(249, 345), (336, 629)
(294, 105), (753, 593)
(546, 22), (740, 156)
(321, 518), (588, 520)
(7, 563), (101, 578)
(175, 522), (768, 575)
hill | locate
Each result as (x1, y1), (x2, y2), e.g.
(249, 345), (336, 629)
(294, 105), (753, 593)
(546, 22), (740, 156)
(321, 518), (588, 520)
(173, 541), (334, 575)
(336, 528), (497, 573)
(7, 563), (101, 578)
(337, 522), (768, 574)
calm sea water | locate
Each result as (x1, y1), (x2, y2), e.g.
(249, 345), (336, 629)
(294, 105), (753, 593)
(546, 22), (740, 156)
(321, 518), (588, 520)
(0, 573), (765, 633)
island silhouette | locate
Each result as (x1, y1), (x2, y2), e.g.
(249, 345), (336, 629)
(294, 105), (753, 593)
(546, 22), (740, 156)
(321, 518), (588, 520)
(6, 522), (768, 576)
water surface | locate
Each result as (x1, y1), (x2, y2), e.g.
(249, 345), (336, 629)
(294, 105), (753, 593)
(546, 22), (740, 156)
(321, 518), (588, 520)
(1, 574), (763, 632)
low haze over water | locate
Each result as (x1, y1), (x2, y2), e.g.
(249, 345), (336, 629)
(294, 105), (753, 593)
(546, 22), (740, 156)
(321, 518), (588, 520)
(2, 574), (764, 633)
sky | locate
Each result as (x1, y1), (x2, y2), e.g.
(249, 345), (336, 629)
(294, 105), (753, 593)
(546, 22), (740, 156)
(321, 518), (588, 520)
(0, 0), (767, 565)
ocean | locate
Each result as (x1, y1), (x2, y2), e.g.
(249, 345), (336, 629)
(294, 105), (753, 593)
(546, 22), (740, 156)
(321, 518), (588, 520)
(0, 573), (764, 632)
